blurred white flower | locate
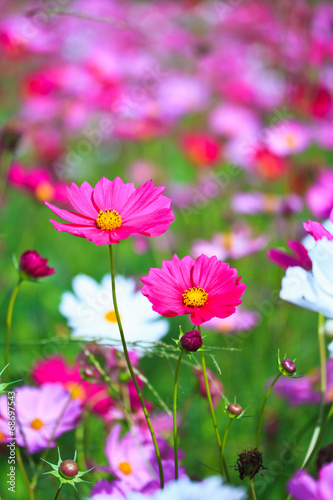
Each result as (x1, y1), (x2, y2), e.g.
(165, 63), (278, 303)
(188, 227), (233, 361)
(280, 238), (333, 318)
(60, 274), (169, 352)
(127, 476), (246, 500)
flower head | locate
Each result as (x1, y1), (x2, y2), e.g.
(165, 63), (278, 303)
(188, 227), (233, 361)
(19, 249), (55, 279)
(0, 384), (81, 454)
(288, 462), (333, 500)
(141, 254), (245, 325)
(60, 274), (168, 353)
(233, 448), (266, 480)
(45, 176), (174, 245)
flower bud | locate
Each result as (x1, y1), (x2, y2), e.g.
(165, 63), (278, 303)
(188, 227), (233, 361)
(180, 330), (203, 352)
(234, 448), (266, 480)
(281, 358), (296, 374)
(227, 403), (243, 417)
(19, 250), (55, 279)
(59, 459), (79, 479)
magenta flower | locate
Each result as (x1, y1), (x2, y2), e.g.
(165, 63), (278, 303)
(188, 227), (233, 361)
(19, 250), (55, 279)
(267, 240), (312, 271)
(288, 462), (333, 500)
(45, 177), (174, 245)
(0, 384), (81, 454)
(303, 219), (333, 242)
(141, 254), (246, 325)
(306, 169), (333, 219)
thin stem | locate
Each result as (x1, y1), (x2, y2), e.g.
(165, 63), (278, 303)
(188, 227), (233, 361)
(173, 350), (183, 480)
(256, 373), (282, 449)
(249, 479), (257, 500)
(200, 349), (224, 477)
(302, 312), (326, 468)
(108, 245), (164, 489)
(16, 446), (34, 500)
(54, 485), (63, 500)
(5, 279), (22, 381)
(221, 418), (232, 478)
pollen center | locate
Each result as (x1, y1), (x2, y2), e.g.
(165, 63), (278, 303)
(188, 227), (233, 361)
(118, 461), (132, 475)
(30, 418), (45, 430)
(96, 209), (122, 231)
(105, 310), (118, 323)
(182, 287), (208, 307)
(285, 133), (297, 148)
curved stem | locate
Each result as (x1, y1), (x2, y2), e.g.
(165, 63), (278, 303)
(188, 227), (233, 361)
(54, 485), (63, 500)
(200, 349), (226, 478)
(249, 479), (257, 500)
(109, 245), (164, 489)
(173, 350), (183, 480)
(302, 312), (326, 468)
(256, 373), (282, 449)
(5, 279), (22, 381)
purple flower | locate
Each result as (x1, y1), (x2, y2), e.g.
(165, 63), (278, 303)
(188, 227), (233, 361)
(288, 462), (333, 499)
(180, 330), (203, 352)
(19, 250), (55, 279)
(0, 384), (81, 454)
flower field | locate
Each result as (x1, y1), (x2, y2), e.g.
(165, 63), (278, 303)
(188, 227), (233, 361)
(1, 1), (333, 499)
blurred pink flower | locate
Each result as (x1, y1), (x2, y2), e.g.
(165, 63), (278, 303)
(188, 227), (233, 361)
(306, 169), (333, 219)
(180, 133), (220, 167)
(209, 103), (260, 139)
(45, 176), (174, 245)
(232, 192), (303, 215)
(0, 384), (81, 454)
(265, 121), (310, 156)
(193, 366), (224, 409)
(192, 226), (267, 260)
(141, 254), (246, 325)
(8, 163), (68, 204)
(274, 360), (333, 405)
(203, 307), (259, 334)
(288, 462), (333, 500)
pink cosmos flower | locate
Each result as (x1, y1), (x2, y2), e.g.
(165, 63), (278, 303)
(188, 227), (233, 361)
(265, 120), (310, 157)
(303, 219), (333, 242)
(141, 254), (246, 325)
(306, 169), (333, 219)
(231, 192), (303, 215)
(192, 226), (267, 261)
(19, 250), (55, 279)
(180, 133), (220, 167)
(267, 240), (312, 271)
(31, 355), (113, 416)
(288, 462), (333, 499)
(45, 177), (174, 245)
(203, 307), (259, 334)
(8, 163), (68, 204)
(0, 384), (81, 454)
(273, 360), (333, 406)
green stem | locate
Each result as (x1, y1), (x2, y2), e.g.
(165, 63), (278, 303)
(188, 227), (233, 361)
(221, 418), (232, 477)
(108, 245), (164, 489)
(5, 279), (22, 381)
(16, 447), (34, 500)
(301, 312), (327, 468)
(54, 485), (63, 500)
(200, 349), (225, 478)
(249, 479), (257, 500)
(256, 373), (282, 449)
(173, 350), (183, 480)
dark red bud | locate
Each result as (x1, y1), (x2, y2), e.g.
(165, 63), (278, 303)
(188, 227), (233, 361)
(59, 459), (79, 479)
(228, 403), (243, 416)
(281, 358), (296, 374)
(180, 330), (203, 352)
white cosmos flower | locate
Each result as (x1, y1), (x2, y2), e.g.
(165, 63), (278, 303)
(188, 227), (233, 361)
(127, 476), (246, 500)
(60, 274), (169, 352)
(280, 238), (333, 318)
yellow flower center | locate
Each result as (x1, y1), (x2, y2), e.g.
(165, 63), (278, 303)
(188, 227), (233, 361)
(118, 461), (132, 475)
(65, 382), (85, 401)
(263, 194), (279, 212)
(285, 133), (297, 148)
(105, 310), (118, 323)
(96, 209), (122, 231)
(30, 418), (45, 430)
(182, 287), (208, 307)
(35, 181), (55, 202)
